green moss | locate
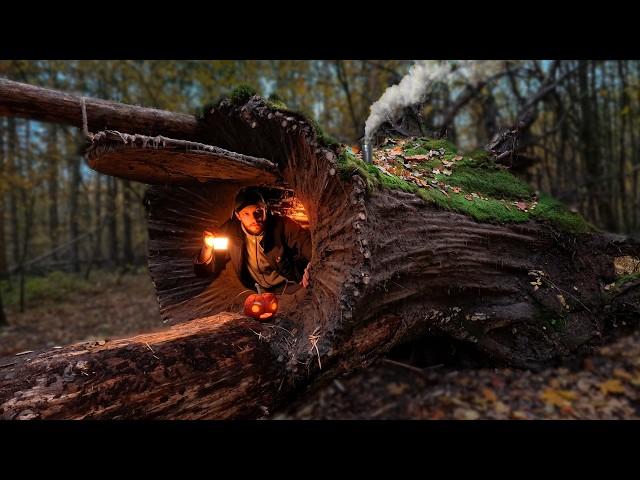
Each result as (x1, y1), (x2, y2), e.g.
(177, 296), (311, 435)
(335, 137), (594, 233)
(530, 195), (594, 233)
(438, 165), (533, 199)
(337, 149), (416, 192)
(229, 84), (258, 105)
(403, 138), (458, 154)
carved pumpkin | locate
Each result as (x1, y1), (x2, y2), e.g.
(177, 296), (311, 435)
(243, 284), (278, 320)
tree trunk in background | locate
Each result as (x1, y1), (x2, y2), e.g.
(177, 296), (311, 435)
(604, 63), (619, 232)
(335, 61), (361, 141)
(107, 177), (118, 266)
(18, 121), (35, 313)
(7, 118), (20, 265)
(618, 61), (631, 232)
(0, 118), (8, 329)
(67, 129), (81, 272)
(0, 118), (7, 276)
(94, 174), (103, 265)
(630, 62), (640, 232)
(46, 124), (60, 261)
(122, 180), (134, 265)
(579, 61), (604, 227)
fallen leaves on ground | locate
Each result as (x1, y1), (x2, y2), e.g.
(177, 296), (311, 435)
(275, 330), (640, 420)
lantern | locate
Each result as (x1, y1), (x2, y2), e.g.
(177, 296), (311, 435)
(243, 284), (279, 320)
(205, 235), (229, 250)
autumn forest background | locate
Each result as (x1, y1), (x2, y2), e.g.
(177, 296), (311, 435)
(1, 60), (639, 419)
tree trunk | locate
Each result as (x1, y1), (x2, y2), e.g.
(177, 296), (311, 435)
(107, 177), (118, 267)
(47, 124), (60, 260)
(0, 78), (203, 140)
(1, 83), (639, 419)
(67, 129), (82, 272)
(0, 117), (7, 276)
(7, 118), (20, 264)
(122, 180), (134, 265)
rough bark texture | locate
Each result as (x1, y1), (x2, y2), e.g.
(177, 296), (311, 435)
(0, 85), (639, 419)
(0, 78), (203, 140)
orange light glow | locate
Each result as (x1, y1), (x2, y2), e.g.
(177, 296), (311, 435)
(270, 301), (278, 312)
(205, 236), (229, 250)
(251, 303), (262, 314)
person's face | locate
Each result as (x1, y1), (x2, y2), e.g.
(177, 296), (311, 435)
(235, 204), (266, 235)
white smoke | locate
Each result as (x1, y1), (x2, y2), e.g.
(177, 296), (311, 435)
(364, 60), (504, 140)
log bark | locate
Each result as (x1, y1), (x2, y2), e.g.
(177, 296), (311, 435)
(0, 78), (203, 140)
(0, 83), (639, 420)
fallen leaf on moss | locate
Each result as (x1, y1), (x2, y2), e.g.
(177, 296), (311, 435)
(388, 146), (403, 157)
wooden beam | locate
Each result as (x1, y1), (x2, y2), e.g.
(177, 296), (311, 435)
(0, 78), (203, 140)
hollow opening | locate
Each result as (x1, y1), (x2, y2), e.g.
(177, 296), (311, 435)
(144, 180), (315, 325)
(387, 336), (497, 369)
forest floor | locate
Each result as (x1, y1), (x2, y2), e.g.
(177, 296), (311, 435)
(0, 269), (163, 356)
(276, 333), (640, 420)
(1, 270), (639, 420)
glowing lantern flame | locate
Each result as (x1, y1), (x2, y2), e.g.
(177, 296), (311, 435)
(205, 236), (228, 250)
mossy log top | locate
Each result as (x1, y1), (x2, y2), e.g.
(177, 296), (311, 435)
(337, 137), (594, 234)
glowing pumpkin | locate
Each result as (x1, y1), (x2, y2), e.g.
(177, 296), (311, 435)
(243, 284), (278, 320)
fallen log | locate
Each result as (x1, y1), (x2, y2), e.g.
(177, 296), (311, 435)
(0, 78), (203, 139)
(0, 83), (639, 419)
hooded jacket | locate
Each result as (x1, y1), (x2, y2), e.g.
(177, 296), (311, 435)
(193, 212), (312, 293)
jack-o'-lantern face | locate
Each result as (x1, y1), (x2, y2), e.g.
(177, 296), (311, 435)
(243, 292), (278, 320)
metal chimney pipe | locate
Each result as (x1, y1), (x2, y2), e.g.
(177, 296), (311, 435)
(362, 137), (373, 164)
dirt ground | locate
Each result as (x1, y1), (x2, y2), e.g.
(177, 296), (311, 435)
(2, 271), (639, 419)
(0, 271), (163, 356)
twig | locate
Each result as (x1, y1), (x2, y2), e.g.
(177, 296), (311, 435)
(308, 327), (322, 370)
(381, 358), (427, 376)
(248, 327), (268, 342)
(266, 324), (294, 336)
(0, 362), (17, 369)
(541, 277), (592, 313)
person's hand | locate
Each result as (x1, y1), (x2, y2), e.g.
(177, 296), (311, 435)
(202, 229), (216, 249)
(301, 263), (311, 288)
(199, 229), (216, 263)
